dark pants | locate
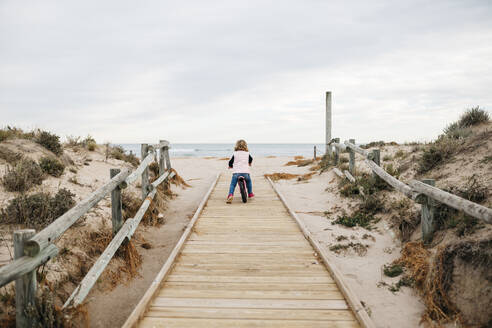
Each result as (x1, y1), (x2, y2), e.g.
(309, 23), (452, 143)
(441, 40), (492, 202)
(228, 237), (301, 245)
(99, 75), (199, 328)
(229, 173), (253, 195)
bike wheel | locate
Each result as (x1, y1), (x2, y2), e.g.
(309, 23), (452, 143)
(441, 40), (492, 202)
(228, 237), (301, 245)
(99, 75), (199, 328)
(239, 178), (248, 203)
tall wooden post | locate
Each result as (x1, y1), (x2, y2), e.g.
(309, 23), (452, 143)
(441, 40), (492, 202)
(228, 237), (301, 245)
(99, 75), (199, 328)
(313, 146), (317, 161)
(348, 139), (355, 175)
(421, 179), (436, 243)
(371, 149), (380, 179)
(14, 229), (36, 328)
(333, 138), (340, 165)
(141, 144), (149, 200)
(110, 169), (123, 235)
(325, 91), (332, 157)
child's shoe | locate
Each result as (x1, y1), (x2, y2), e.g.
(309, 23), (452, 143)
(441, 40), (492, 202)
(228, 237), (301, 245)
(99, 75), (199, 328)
(248, 193), (255, 198)
(226, 194), (233, 203)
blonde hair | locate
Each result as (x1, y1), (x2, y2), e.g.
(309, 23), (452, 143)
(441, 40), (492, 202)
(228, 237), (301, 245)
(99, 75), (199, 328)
(234, 139), (248, 151)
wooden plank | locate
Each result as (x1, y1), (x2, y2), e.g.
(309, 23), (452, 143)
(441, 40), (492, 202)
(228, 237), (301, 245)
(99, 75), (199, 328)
(14, 230), (36, 328)
(344, 140), (369, 157)
(157, 287), (344, 300)
(110, 168), (123, 235)
(122, 174), (220, 328)
(151, 297), (349, 310)
(166, 275), (334, 284)
(159, 282), (338, 292)
(140, 317), (359, 328)
(146, 307), (353, 320)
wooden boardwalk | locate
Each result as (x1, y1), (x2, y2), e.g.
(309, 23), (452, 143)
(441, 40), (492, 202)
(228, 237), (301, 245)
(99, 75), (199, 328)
(125, 175), (365, 327)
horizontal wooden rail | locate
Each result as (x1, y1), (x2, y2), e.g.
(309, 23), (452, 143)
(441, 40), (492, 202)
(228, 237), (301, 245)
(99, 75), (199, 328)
(364, 159), (418, 199)
(332, 142), (346, 150)
(0, 245), (58, 287)
(125, 152), (155, 185)
(409, 180), (492, 223)
(24, 169), (131, 256)
(344, 170), (356, 183)
(332, 168), (344, 178)
(344, 141), (370, 157)
(63, 170), (175, 308)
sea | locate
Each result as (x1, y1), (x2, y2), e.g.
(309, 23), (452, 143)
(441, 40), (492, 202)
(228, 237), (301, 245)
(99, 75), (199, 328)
(117, 143), (326, 159)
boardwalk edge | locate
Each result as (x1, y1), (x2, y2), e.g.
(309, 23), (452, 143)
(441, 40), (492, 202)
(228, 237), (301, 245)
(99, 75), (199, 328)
(122, 173), (221, 328)
(267, 177), (376, 328)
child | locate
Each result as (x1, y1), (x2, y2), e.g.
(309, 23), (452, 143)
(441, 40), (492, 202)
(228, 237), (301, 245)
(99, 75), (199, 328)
(226, 139), (254, 203)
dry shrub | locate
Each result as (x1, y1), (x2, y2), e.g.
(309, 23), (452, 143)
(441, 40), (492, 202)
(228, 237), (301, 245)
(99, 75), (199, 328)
(219, 157), (229, 160)
(0, 126), (35, 143)
(169, 168), (190, 188)
(108, 145), (140, 167)
(294, 155), (304, 160)
(0, 146), (23, 164)
(285, 159), (313, 167)
(264, 173), (299, 181)
(418, 137), (460, 173)
(1, 158), (45, 192)
(297, 172), (315, 181)
(119, 241), (142, 277)
(35, 130), (63, 156)
(395, 242), (430, 292)
(148, 161), (159, 177)
(266, 155), (276, 158)
(39, 156), (65, 177)
(1, 189), (75, 228)
(390, 198), (419, 241)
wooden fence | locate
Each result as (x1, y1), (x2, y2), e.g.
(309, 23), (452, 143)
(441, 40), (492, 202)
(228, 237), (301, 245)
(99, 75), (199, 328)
(0, 140), (174, 327)
(327, 138), (492, 242)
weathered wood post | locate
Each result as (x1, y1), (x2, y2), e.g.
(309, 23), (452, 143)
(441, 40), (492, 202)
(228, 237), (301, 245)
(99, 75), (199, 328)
(371, 149), (380, 179)
(421, 179), (436, 243)
(313, 146), (317, 161)
(325, 91), (332, 158)
(164, 145), (171, 171)
(110, 168), (123, 235)
(14, 229), (36, 328)
(333, 138), (340, 165)
(141, 144), (149, 200)
(348, 139), (356, 175)
(158, 140), (166, 175)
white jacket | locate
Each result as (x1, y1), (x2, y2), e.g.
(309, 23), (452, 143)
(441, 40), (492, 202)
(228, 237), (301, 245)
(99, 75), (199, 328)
(231, 151), (251, 174)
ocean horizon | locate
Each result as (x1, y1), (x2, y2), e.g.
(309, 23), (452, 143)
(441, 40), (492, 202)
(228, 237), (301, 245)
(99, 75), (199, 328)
(117, 143), (327, 159)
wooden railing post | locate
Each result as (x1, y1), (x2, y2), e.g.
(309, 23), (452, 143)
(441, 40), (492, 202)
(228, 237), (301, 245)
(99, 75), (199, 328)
(325, 91), (332, 157)
(141, 144), (149, 200)
(313, 146), (317, 161)
(421, 179), (436, 243)
(348, 139), (355, 175)
(164, 146), (171, 171)
(371, 149), (380, 179)
(110, 168), (123, 236)
(158, 140), (166, 175)
(14, 229), (36, 328)
(333, 138), (340, 165)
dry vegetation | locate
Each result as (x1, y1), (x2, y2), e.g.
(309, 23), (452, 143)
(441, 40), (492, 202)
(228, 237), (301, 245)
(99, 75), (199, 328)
(327, 107), (491, 326)
(0, 127), (185, 326)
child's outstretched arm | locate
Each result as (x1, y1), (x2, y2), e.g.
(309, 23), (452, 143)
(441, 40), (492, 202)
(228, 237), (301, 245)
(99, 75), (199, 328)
(228, 156), (235, 168)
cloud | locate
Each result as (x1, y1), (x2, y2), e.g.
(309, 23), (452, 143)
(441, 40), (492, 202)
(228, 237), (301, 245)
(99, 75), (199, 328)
(0, 0), (491, 143)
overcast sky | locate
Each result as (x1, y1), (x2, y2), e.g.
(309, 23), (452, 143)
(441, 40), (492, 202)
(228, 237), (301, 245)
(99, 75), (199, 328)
(1, 0), (491, 144)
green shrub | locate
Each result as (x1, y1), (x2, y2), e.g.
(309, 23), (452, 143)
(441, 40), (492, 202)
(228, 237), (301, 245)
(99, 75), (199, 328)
(87, 142), (96, 151)
(384, 163), (400, 178)
(457, 106), (490, 128)
(383, 264), (403, 277)
(0, 188), (75, 228)
(1, 158), (44, 192)
(417, 137), (458, 173)
(35, 131), (63, 155)
(332, 211), (376, 229)
(39, 156), (65, 177)
(109, 145), (140, 167)
(383, 155), (392, 161)
(359, 195), (384, 214)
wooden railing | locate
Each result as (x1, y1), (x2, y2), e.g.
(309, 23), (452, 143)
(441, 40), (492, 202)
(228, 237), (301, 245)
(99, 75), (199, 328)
(328, 139), (492, 241)
(0, 140), (174, 327)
